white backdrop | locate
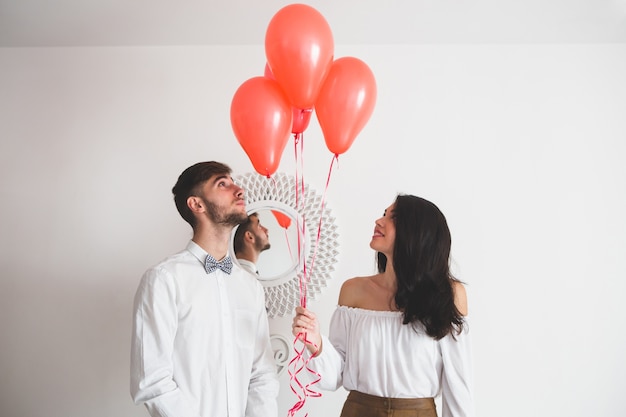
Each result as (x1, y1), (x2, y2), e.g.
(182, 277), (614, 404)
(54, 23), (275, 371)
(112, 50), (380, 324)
(1, 43), (625, 417)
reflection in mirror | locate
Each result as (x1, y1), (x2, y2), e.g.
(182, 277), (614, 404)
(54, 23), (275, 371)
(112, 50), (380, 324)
(254, 208), (299, 280)
(232, 172), (339, 318)
(232, 202), (309, 287)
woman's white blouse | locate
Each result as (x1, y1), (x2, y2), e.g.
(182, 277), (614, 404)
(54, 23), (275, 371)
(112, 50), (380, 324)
(311, 306), (474, 417)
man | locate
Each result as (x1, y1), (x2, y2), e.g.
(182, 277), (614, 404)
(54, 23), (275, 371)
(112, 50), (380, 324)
(233, 212), (271, 275)
(130, 161), (278, 417)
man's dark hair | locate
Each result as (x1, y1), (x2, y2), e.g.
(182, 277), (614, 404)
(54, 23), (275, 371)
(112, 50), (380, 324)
(233, 213), (258, 255)
(171, 161), (232, 228)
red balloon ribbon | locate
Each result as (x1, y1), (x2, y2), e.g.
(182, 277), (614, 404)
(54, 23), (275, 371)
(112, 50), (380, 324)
(287, 333), (322, 417)
(285, 132), (325, 417)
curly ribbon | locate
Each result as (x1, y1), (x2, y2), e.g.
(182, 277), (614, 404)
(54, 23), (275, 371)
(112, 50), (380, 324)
(287, 332), (322, 417)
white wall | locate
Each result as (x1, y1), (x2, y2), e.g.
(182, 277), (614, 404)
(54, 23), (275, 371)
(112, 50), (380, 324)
(1, 43), (625, 417)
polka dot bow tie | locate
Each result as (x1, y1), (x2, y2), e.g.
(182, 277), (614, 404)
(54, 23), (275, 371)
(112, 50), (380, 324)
(204, 254), (233, 275)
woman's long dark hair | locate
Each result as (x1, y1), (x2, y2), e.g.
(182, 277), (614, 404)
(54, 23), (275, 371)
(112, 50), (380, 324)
(377, 194), (465, 340)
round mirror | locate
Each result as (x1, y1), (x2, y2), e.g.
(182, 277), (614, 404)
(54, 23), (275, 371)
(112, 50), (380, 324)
(232, 172), (339, 318)
(232, 201), (308, 287)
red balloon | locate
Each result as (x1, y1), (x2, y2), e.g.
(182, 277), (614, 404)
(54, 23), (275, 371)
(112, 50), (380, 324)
(292, 108), (312, 134)
(230, 77), (292, 177)
(315, 57), (377, 156)
(264, 63), (313, 134)
(265, 4), (334, 109)
(271, 210), (292, 229)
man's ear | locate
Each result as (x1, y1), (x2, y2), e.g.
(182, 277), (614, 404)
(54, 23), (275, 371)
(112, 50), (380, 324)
(245, 230), (255, 243)
(187, 196), (205, 214)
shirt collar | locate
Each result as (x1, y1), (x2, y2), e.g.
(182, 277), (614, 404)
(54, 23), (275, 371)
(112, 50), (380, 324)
(186, 240), (207, 266)
(237, 258), (257, 273)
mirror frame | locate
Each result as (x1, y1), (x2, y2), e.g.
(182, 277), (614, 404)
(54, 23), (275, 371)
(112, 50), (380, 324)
(233, 172), (339, 318)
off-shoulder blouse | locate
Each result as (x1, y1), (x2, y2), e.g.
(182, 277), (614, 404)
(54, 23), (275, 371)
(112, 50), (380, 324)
(310, 306), (474, 417)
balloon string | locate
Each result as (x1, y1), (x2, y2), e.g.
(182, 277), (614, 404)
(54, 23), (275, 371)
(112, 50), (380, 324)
(293, 133), (307, 307)
(298, 136), (308, 308)
(308, 154), (338, 277)
(288, 132), (323, 417)
(294, 133), (301, 212)
(284, 228), (294, 263)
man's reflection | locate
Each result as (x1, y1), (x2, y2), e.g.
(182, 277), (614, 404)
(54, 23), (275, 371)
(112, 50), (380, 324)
(233, 213), (271, 275)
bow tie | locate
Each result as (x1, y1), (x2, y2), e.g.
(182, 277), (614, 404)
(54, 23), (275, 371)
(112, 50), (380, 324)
(204, 254), (233, 275)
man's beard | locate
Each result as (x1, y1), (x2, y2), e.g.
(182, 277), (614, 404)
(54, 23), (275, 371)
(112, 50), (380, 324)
(257, 241), (271, 252)
(202, 198), (248, 227)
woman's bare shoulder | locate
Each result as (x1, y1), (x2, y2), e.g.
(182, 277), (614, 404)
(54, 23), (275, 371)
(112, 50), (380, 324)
(338, 276), (374, 307)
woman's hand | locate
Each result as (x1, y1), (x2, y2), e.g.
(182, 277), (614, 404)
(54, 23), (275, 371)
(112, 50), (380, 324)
(292, 306), (322, 356)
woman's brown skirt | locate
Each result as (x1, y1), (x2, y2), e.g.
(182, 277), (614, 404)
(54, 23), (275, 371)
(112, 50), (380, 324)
(339, 390), (437, 417)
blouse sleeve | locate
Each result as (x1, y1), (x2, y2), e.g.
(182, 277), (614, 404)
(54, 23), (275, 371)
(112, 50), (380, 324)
(308, 307), (349, 391)
(438, 317), (475, 417)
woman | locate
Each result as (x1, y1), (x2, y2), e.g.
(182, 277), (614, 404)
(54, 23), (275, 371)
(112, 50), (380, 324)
(292, 194), (474, 417)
